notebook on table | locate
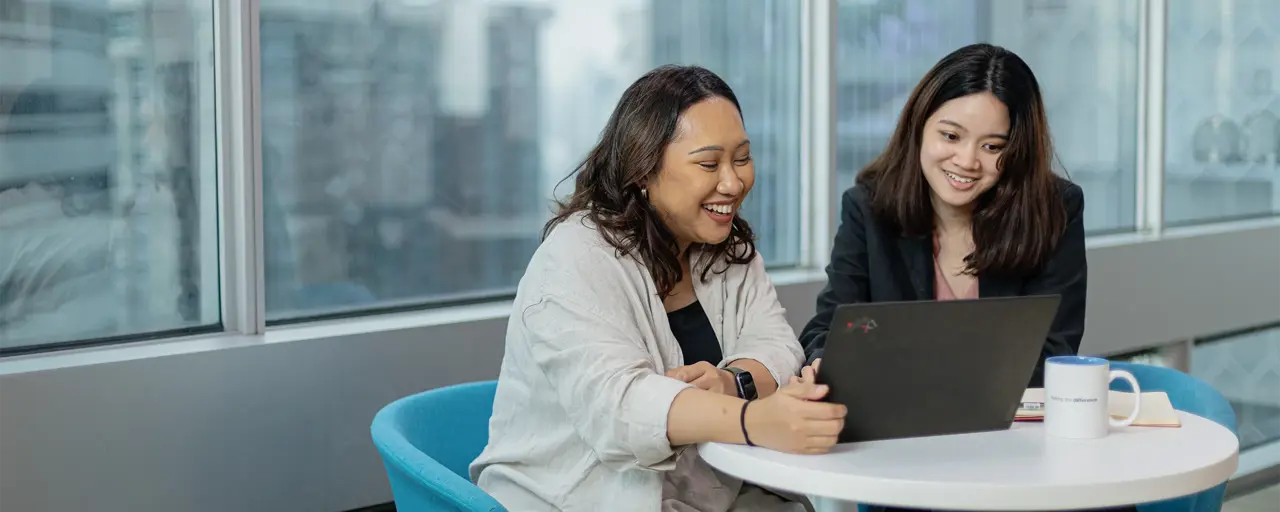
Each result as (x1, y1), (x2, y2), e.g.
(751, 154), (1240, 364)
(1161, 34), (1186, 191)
(1016, 388), (1182, 427)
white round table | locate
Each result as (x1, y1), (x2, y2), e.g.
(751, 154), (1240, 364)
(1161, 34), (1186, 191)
(699, 412), (1239, 511)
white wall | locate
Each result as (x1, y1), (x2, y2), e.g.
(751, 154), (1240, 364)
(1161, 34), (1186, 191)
(1, 222), (1277, 512)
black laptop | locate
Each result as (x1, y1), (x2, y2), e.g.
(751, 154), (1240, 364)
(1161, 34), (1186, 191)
(814, 295), (1061, 443)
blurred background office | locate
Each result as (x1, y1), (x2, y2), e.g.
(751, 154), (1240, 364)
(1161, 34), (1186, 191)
(0, 0), (1276, 511)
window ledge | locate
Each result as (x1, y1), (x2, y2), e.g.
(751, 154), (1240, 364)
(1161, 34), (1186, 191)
(6, 214), (1274, 377)
(0, 332), (263, 376)
(5, 207), (1274, 376)
(1, 267), (831, 376)
(1086, 216), (1280, 249)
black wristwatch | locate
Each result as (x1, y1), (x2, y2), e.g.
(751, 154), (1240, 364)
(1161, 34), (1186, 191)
(725, 367), (757, 400)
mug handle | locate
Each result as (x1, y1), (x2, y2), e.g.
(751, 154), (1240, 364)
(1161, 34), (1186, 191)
(1108, 370), (1142, 428)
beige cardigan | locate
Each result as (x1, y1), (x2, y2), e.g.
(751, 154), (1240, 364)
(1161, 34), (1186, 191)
(470, 213), (805, 511)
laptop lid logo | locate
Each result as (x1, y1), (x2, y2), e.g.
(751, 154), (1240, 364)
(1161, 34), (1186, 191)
(846, 317), (877, 333)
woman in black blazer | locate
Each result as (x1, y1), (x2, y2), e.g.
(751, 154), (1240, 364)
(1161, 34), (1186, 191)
(801, 42), (1087, 390)
(800, 40), (1131, 512)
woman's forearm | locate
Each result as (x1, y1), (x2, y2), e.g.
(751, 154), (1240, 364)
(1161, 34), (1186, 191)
(727, 358), (779, 397)
(666, 387), (748, 446)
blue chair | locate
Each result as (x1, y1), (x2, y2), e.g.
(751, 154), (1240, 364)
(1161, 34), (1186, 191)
(371, 381), (506, 512)
(1110, 362), (1239, 512)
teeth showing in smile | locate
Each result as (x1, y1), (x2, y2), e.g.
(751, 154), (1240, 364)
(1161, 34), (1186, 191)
(944, 171), (976, 183)
(702, 203), (733, 215)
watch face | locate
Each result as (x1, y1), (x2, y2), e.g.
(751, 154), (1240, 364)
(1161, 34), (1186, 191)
(733, 369), (757, 400)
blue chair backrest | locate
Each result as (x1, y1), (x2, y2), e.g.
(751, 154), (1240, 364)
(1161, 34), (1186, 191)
(1110, 362), (1239, 512)
(371, 380), (506, 512)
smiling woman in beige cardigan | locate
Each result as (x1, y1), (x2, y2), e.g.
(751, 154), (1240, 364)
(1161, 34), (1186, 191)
(469, 65), (845, 511)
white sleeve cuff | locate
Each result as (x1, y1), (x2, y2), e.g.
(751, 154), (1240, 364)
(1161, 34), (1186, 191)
(624, 373), (694, 469)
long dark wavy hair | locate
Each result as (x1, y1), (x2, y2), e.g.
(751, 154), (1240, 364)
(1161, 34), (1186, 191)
(858, 43), (1067, 277)
(543, 65), (756, 298)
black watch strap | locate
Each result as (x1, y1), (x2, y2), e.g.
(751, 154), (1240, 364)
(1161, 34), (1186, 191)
(725, 367), (757, 400)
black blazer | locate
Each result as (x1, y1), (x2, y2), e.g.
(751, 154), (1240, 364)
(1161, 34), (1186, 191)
(799, 177), (1088, 388)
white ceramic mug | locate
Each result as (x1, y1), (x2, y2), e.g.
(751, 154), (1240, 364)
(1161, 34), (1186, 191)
(1044, 356), (1141, 439)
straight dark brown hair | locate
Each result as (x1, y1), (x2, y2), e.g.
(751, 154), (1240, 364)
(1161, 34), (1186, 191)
(858, 43), (1067, 277)
(543, 65), (756, 298)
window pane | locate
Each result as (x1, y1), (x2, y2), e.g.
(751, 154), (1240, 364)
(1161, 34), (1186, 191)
(1165, 0), (1280, 226)
(0, 0), (218, 352)
(260, 0), (803, 321)
(835, 0), (1140, 234)
(1193, 325), (1280, 453)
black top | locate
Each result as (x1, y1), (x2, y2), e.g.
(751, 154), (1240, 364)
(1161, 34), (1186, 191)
(799, 177), (1088, 388)
(668, 301), (724, 365)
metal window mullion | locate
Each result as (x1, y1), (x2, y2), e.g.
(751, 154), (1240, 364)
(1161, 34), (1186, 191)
(1137, 0), (1167, 235)
(798, 0), (814, 267)
(800, 0), (836, 270)
(216, 0), (265, 335)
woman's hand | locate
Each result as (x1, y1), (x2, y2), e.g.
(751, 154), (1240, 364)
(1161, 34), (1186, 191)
(743, 377), (845, 454)
(666, 361), (736, 396)
(788, 358), (821, 386)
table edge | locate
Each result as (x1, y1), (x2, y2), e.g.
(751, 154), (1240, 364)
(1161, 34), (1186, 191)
(698, 412), (1241, 510)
